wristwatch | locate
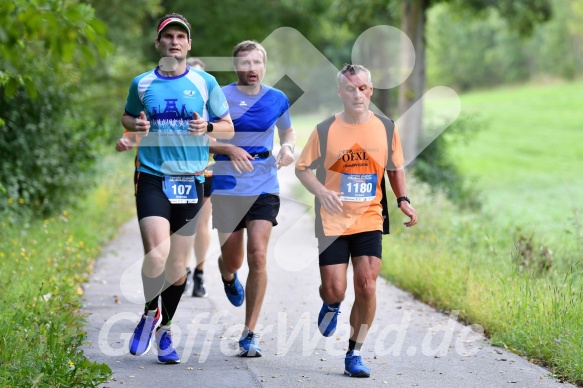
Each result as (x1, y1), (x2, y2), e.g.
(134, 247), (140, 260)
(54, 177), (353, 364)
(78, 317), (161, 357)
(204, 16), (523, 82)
(206, 122), (214, 133)
(397, 196), (410, 208)
(281, 143), (294, 153)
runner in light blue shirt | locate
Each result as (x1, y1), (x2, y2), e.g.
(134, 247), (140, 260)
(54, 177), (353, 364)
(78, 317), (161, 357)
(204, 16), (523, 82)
(125, 62), (229, 180)
(120, 13), (233, 365)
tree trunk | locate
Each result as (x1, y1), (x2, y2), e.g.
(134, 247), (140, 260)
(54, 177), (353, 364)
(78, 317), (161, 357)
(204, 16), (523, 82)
(398, 0), (428, 165)
(375, 88), (392, 117)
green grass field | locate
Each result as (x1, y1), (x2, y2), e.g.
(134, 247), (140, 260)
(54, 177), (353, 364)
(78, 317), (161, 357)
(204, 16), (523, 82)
(382, 80), (583, 385)
(451, 80), (583, 234)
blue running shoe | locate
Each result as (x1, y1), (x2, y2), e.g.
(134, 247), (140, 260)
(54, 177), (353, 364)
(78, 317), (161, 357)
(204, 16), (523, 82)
(344, 350), (370, 377)
(224, 272), (244, 307)
(238, 331), (262, 357)
(156, 328), (180, 364)
(318, 303), (341, 337)
(129, 308), (160, 356)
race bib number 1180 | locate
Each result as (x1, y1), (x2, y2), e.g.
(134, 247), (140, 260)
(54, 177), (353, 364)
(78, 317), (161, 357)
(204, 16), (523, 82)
(340, 173), (377, 202)
(163, 176), (198, 204)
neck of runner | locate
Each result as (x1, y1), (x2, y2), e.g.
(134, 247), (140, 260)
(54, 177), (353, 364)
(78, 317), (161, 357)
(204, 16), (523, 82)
(159, 62), (187, 77)
(340, 110), (371, 124)
(236, 83), (262, 96)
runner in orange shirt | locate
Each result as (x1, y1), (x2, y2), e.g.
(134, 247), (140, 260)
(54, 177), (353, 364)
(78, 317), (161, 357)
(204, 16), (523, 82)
(295, 64), (417, 378)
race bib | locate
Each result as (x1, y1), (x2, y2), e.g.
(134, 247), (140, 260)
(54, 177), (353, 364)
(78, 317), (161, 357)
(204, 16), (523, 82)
(340, 173), (377, 202)
(163, 176), (198, 204)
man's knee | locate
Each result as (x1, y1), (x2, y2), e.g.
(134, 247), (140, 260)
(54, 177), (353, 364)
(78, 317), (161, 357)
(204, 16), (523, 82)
(220, 254), (242, 273)
(354, 276), (377, 299)
(143, 246), (169, 269)
(320, 283), (346, 303)
(247, 248), (267, 271)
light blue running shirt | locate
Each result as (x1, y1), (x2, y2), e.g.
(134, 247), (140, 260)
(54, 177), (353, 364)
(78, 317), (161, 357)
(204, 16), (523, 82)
(212, 83), (292, 196)
(124, 66), (229, 181)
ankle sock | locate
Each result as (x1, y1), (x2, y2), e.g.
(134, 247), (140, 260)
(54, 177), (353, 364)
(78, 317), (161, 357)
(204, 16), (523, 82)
(222, 276), (235, 287)
(347, 339), (363, 355)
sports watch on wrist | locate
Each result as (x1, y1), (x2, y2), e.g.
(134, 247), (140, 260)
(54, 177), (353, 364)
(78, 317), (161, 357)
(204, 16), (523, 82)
(206, 122), (214, 133)
(397, 196), (410, 208)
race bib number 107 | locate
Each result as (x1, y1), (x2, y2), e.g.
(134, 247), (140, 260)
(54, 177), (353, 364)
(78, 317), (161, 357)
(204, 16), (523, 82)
(340, 173), (377, 202)
(163, 176), (198, 204)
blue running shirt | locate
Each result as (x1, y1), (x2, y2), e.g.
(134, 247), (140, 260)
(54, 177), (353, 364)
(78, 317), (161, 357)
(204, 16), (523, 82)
(212, 83), (292, 196)
(124, 66), (229, 180)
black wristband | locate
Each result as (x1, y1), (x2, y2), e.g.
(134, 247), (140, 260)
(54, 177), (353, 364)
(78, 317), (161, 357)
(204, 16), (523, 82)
(397, 196), (410, 208)
(206, 122), (214, 133)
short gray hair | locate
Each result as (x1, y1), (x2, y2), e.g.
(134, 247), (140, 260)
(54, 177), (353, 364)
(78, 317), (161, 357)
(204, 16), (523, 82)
(337, 64), (371, 86)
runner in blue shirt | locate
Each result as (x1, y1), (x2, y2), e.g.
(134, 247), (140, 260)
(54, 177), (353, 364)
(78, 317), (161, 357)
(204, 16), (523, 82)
(120, 13), (233, 364)
(210, 40), (296, 357)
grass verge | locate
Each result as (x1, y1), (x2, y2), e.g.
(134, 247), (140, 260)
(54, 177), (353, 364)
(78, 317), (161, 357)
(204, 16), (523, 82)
(383, 179), (583, 385)
(0, 152), (135, 387)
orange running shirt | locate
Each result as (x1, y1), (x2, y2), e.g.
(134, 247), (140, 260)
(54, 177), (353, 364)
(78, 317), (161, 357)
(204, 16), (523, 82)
(296, 112), (404, 236)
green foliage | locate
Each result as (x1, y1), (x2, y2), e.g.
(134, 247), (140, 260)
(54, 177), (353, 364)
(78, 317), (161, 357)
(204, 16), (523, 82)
(88, 0), (163, 53)
(0, 0), (114, 218)
(427, 0), (583, 89)
(446, 0), (551, 36)
(0, 0), (113, 97)
(527, 0), (583, 80)
(0, 72), (106, 218)
(0, 154), (135, 387)
(427, 4), (530, 90)
(413, 114), (484, 210)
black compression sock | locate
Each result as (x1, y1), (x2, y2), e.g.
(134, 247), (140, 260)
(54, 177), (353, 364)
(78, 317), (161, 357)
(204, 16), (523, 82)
(160, 281), (187, 326)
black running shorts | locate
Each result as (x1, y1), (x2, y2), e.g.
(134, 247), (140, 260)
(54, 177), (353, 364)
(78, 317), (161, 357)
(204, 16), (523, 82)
(317, 231), (383, 266)
(211, 193), (280, 233)
(135, 172), (204, 236)
(203, 175), (213, 198)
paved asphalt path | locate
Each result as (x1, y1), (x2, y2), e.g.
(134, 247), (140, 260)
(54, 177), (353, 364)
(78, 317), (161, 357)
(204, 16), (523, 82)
(82, 164), (572, 388)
